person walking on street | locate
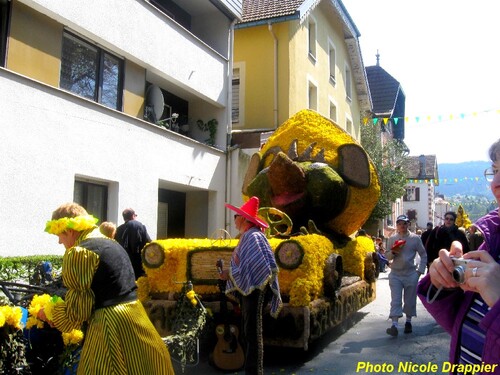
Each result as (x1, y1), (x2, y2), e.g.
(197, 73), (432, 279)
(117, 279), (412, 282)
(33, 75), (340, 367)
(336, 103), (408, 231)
(385, 215), (427, 337)
(115, 208), (152, 279)
(375, 237), (389, 272)
(421, 222), (433, 247)
(467, 224), (484, 251)
(425, 211), (470, 270)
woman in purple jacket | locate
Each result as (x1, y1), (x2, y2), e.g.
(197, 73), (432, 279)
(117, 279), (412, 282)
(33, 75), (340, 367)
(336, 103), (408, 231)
(418, 138), (500, 374)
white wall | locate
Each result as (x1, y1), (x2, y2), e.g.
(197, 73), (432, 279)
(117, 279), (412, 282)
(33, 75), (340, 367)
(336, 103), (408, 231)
(1, 70), (227, 256)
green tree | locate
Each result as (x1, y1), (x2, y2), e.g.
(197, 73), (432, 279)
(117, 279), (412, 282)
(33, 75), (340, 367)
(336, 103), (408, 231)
(360, 122), (409, 221)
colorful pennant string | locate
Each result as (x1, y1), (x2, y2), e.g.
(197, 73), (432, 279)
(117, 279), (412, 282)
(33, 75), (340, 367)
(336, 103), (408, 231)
(407, 176), (489, 184)
(363, 108), (498, 126)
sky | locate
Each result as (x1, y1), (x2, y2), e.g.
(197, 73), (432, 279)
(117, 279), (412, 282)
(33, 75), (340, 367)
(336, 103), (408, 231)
(341, 0), (499, 164)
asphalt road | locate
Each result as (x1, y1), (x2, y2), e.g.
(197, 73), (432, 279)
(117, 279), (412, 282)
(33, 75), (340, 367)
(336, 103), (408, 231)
(172, 270), (451, 375)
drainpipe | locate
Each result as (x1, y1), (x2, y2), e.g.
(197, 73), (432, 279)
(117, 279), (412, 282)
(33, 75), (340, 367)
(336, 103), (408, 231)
(225, 18), (237, 232)
(268, 22), (278, 128)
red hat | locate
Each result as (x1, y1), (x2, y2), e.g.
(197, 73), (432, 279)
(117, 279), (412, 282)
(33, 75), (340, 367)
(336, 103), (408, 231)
(225, 196), (269, 228)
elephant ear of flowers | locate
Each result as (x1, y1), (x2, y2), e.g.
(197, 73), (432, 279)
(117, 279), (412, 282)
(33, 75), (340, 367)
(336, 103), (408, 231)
(242, 109), (380, 237)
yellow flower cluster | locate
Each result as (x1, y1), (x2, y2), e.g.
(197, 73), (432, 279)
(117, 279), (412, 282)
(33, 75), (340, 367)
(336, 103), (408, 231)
(186, 290), (198, 306)
(45, 215), (98, 235)
(26, 293), (63, 329)
(136, 276), (151, 303)
(258, 109), (380, 237)
(142, 234), (371, 307)
(145, 238), (239, 296)
(271, 235), (334, 307)
(0, 305), (23, 330)
(25, 294), (84, 348)
(61, 329), (84, 346)
(335, 236), (375, 279)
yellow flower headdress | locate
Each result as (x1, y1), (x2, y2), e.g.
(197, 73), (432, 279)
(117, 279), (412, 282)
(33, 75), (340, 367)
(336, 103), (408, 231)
(45, 215), (98, 235)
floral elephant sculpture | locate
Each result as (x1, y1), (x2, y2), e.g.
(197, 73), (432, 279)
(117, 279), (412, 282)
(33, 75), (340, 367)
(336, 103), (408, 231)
(242, 109), (380, 237)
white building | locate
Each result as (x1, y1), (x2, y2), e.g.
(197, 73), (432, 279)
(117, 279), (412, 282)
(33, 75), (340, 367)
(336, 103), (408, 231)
(403, 155), (439, 230)
(1, 0), (242, 256)
(434, 196), (451, 227)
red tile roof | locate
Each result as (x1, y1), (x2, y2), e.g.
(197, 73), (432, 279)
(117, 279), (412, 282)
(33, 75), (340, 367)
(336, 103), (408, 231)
(241, 0), (305, 23)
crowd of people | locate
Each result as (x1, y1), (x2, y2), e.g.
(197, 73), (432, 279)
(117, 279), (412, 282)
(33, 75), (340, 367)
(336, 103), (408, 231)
(37, 137), (499, 374)
(42, 198), (281, 375)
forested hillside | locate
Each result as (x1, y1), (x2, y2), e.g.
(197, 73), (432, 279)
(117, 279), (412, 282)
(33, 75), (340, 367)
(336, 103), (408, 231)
(436, 161), (495, 222)
(436, 161), (493, 198)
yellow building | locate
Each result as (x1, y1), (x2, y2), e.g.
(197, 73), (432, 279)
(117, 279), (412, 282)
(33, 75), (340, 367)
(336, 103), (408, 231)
(231, 0), (371, 144)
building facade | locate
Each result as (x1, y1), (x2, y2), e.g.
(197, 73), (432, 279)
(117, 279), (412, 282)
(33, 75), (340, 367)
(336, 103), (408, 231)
(1, 0), (242, 255)
(403, 155), (439, 230)
(227, 0), (372, 227)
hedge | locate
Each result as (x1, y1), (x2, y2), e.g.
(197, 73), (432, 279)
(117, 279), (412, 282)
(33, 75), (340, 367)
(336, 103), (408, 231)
(0, 256), (63, 283)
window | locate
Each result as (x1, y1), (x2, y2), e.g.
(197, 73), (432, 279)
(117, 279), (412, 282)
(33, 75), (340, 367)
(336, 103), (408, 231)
(345, 64), (352, 100)
(0, 0), (10, 67)
(74, 180), (108, 221)
(346, 118), (353, 135)
(60, 31), (123, 110)
(308, 18), (317, 61)
(231, 64), (245, 127)
(404, 187), (420, 202)
(329, 101), (337, 123)
(308, 81), (317, 111)
(328, 42), (336, 84)
(232, 68), (240, 124)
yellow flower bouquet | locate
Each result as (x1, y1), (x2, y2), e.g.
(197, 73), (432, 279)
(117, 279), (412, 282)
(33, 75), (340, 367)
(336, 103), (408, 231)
(25, 294), (84, 374)
(0, 304), (29, 372)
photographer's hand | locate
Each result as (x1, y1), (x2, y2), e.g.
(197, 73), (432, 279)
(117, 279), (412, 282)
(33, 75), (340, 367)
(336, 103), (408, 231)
(462, 250), (500, 307)
(429, 241), (463, 289)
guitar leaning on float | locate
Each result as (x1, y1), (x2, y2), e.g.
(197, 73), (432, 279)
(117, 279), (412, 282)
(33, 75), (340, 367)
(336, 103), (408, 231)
(212, 259), (245, 371)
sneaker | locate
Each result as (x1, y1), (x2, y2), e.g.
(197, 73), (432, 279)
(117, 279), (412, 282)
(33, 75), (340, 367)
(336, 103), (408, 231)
(386, 325), (398, 337)
(404, 322), (412, 334)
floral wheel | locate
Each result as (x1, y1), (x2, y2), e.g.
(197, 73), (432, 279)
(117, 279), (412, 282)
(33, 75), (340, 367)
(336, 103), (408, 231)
(275, 240), (304, 270)
(142, 243), (165, 269)
(259, 207), (293, 236)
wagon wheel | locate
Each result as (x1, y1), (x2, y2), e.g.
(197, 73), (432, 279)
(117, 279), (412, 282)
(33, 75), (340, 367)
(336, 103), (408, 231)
(258, 207), (293, 237)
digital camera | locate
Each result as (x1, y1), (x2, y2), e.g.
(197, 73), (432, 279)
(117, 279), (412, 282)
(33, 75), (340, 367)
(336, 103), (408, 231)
(451, 257), (470, 284)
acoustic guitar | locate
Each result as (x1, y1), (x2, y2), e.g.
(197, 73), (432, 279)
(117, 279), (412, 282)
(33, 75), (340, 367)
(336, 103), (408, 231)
(212, 259), (245, 371)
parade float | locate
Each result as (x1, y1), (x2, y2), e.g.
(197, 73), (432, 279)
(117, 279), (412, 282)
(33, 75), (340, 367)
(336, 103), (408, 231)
(139, 109), (381, 354)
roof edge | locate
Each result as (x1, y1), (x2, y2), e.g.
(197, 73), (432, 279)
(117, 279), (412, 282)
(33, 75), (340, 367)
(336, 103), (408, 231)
(235, 12), (300, 29)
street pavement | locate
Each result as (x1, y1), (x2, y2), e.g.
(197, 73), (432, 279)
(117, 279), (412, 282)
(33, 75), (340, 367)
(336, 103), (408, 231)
(173, 270), (451, 375)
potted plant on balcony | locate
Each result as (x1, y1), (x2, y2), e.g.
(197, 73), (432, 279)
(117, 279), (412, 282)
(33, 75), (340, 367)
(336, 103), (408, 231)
(196, 119), (218, 146)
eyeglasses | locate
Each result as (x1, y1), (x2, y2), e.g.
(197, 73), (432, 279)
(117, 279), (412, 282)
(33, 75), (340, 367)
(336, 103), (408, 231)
(484, 167), (498, 182)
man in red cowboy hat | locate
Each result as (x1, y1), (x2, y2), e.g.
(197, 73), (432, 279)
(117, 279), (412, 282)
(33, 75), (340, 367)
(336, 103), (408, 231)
(220, 196), (282, 375)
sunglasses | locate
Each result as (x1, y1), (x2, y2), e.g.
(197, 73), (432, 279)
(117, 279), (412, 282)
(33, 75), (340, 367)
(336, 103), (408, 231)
(444, 217), (455, 221)
(234, 214), (242, 220)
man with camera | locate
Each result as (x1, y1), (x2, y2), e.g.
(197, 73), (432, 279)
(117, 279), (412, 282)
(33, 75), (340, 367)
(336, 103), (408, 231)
(385, 215), (427, 336)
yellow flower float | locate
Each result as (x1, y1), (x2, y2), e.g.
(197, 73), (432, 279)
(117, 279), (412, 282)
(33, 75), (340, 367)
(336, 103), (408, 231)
(140, 110), (380, 350)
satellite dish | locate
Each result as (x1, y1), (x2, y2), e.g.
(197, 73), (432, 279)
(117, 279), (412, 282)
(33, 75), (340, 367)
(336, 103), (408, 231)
(145, 85), (164, 123)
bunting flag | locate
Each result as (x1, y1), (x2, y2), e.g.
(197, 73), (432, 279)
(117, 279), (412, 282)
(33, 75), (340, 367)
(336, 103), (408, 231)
(407, 176), (489, 184)
(363, 108), (498, 126)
